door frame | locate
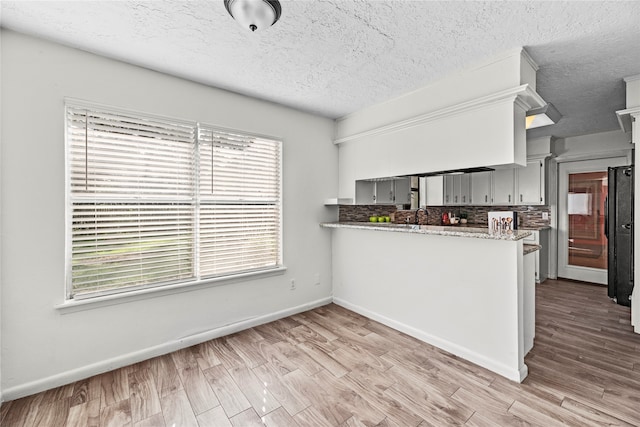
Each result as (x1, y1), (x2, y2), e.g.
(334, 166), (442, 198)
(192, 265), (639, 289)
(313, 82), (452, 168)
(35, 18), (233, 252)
(557, 157), (629, 283)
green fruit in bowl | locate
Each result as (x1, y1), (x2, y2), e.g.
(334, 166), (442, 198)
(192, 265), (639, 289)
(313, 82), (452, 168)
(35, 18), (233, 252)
(369, 216), (378, 222)
(377, 217), (385, 222)
(384, 216), (390, 222)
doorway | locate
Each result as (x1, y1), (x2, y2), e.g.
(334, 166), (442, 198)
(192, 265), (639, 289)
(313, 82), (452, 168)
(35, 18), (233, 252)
(558, 157), (629, 284)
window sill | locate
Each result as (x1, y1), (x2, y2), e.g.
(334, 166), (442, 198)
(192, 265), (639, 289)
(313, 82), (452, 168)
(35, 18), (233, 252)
(55, 266), (288, 314)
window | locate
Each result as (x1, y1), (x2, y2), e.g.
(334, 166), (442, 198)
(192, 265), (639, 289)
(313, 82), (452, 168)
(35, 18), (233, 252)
(66, 101), (282, 299)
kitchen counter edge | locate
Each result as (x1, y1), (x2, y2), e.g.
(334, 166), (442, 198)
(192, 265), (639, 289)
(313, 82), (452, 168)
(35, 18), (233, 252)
(320, 222), (532, 241)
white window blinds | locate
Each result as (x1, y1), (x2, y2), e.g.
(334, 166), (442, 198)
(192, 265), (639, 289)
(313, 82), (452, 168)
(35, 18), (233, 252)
(198, 128), (282, 277)
(66, 101), (282, 299)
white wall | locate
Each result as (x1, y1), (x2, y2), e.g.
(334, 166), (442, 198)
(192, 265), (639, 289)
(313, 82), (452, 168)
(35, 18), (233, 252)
(0, 30), (337, 400)
(331, 227), (527, 382)
(0, 27), (3, 405)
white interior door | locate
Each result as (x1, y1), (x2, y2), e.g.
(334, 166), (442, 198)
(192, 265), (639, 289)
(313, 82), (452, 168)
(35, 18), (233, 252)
(558, 157), (629, 283)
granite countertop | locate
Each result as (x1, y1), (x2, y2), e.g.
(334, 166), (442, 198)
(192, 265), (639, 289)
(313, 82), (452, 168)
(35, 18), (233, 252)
(519, 225), (552, 231)
(445, 223), (551, 231)
(523, 244), (542, 255)
(320, 222), (532, 241)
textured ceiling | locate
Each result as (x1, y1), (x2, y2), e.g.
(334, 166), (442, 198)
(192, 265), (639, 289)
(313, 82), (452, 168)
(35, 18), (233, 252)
(2, 1), (640, 139)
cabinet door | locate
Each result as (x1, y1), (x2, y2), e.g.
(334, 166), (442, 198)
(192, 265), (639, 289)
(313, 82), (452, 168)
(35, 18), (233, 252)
(444, 175), (468, 205)
(376, 180), (394, 204)
(355, 181), (375, 204)
(394, 178), (411, 204)
(492, 169), (515, 205)
(517, 160), (544, 205)
(470, 171), (492, 205)
(443, 175), (454, 205)
(459, 174), (471, 204)
(425, 176), (444, 205)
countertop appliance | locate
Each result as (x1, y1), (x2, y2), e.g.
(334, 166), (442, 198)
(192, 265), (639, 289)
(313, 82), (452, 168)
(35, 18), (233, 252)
(606, 165), (634, 306)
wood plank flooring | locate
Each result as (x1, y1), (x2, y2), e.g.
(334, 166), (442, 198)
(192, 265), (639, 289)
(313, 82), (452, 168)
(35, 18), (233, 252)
(2, 278), (640, 426)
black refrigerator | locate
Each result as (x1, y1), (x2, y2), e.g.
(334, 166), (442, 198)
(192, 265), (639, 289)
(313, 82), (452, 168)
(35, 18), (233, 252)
(606, 165), (634, 306)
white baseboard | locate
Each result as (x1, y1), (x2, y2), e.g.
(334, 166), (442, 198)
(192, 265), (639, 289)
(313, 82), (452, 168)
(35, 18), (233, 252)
(333, 297), (526, 383)
(2, 297), (332, 402)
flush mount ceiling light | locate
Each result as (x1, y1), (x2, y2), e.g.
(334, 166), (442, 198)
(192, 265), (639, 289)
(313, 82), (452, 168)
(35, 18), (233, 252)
(224, 0), (282, 32)
(526, 103), (562, 130)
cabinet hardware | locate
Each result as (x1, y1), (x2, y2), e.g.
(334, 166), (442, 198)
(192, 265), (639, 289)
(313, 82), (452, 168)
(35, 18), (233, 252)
(520, 194), (523, 202)
(485, 195), (488, 203)
(508, 195), (511, 203)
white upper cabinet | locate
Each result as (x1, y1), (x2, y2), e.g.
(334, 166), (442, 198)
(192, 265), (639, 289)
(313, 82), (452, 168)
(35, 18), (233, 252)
(394, 177), (411, 204)
(444, 175), (454, 205)
(355, 180), (376, 204)
(492, 169), (516, 205)
(459, 174), (471, 205)
(375, 180), (394, 204)
(355, 178), (412, 205)
(424, 176), (444, 206)
(420, 157), (547, 207)
(470, 171), (492, 205)
(517, 159), (545, 205)
(444, 174), (470, 205)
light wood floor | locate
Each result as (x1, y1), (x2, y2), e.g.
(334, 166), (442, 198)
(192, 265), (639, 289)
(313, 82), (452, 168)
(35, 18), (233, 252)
(1, 279), (639, 426)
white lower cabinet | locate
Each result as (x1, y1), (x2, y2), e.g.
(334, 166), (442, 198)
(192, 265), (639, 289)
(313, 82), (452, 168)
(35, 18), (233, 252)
(523, 229), (549, 283)
(523, 251), (536, 355)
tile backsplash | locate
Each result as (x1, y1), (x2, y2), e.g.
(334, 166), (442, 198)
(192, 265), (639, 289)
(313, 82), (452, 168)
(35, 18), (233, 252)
(339, 204), (551, 228)
(338, 204), (398, 222)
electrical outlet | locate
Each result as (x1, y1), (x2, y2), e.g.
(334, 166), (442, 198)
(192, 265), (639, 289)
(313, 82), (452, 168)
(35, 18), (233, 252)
(314, 273), (320, 285)
(290, 279), (296, 290)
(542, 212), (549, 220)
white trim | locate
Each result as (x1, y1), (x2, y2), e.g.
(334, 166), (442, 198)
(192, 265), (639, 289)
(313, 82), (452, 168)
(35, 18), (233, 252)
(55, 266), (287, 314)
(520, 48), (539, 72)
(554, 149), (633, 164)
(526, 152), (553, 161)
(65, 97), (283, 142)
(4, 296), (332, 401)
(333, 297), (527, 383)
(623, 74), (640, 84)
(616, 106), (640, 134)
(333, 85), (545, 145)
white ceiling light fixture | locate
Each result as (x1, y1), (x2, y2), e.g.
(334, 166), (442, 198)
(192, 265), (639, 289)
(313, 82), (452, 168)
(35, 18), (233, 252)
(526, 103), (562, 129)
(224, 0), (282, 32)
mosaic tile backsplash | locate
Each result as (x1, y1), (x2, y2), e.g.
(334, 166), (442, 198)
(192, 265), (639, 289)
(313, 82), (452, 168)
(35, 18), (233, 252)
(339, 204), (551, 228)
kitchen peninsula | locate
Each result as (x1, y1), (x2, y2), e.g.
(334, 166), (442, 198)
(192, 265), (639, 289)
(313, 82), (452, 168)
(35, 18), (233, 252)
(321, 221), (535, 382)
